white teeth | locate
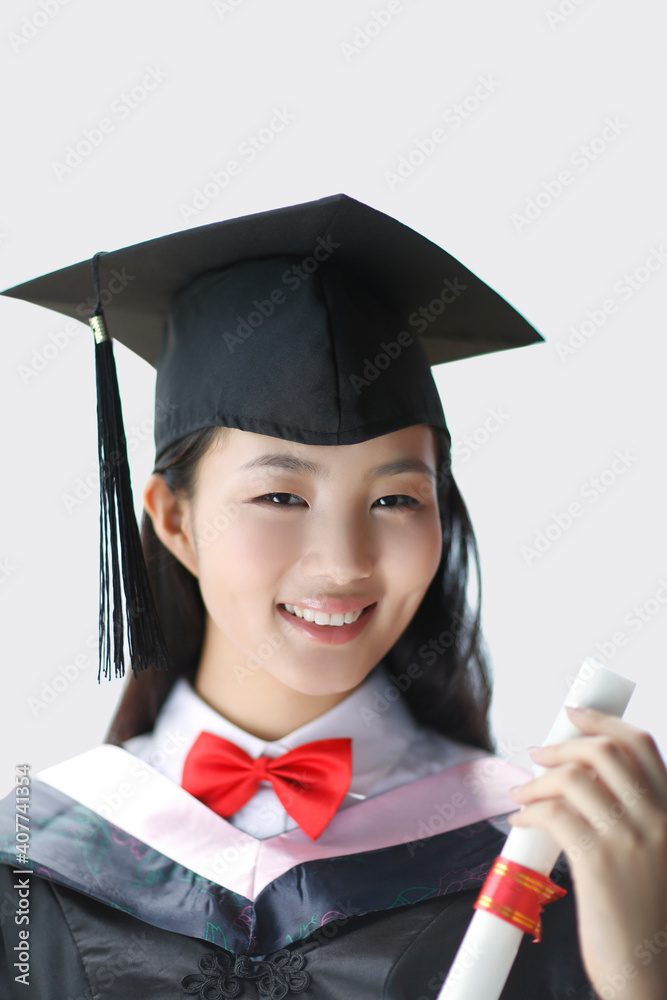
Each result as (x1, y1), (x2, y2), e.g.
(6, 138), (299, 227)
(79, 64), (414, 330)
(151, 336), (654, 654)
(282, 603), (365, 626)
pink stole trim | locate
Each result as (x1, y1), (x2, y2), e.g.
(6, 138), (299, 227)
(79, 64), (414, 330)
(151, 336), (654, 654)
(38, 745), (529, 900)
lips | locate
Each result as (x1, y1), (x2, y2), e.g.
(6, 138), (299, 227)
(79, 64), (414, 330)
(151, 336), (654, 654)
(276, 601), (377, 646)
(281, 603), (366, 626)
(279, 597), (377, 615)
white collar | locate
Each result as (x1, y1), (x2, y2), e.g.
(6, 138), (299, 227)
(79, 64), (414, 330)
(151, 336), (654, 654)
(125, 662), (420, 801)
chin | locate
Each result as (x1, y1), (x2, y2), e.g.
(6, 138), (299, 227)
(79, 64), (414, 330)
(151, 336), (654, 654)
(268, 662), (374, 699)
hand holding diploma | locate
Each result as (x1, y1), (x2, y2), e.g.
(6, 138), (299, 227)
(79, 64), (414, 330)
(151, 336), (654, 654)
(438, 662), (667, 1000)
(508, 704), (667, 999)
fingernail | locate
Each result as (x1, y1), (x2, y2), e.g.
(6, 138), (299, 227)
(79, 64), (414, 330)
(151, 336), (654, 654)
(566, 705), (587, 714)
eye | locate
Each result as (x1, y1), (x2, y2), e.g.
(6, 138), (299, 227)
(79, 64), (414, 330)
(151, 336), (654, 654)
(373, 495), (422, 510)
(252, 493), (422, 510)
(254, 493), (304, 506)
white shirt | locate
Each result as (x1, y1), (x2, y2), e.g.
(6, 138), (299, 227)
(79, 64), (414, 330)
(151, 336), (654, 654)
(124, 662), (487, 839)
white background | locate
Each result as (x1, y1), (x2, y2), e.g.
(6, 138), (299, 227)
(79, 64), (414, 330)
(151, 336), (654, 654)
(1, 0), (665, 797)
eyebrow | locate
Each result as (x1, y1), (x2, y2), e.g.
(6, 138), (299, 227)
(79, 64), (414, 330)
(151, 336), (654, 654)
(234, 454), (436, 481)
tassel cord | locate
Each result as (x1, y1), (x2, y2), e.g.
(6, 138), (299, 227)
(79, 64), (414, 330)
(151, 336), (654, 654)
(91, 252), (169, 681)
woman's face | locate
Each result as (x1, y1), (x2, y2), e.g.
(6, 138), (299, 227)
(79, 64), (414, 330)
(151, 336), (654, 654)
(178, 423), (443, 697)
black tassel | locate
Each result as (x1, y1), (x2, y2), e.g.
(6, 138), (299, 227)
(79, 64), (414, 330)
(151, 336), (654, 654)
(89, 252), (169, 681)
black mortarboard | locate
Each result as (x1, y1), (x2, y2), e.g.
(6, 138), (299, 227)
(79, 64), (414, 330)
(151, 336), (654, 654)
(2, 193), (542, 683)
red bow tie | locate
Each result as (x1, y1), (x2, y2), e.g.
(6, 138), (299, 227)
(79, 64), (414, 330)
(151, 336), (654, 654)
(181, 732), (352, 840)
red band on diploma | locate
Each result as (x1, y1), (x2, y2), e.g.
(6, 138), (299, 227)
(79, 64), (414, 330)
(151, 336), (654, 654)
(473, 856), (567, 943)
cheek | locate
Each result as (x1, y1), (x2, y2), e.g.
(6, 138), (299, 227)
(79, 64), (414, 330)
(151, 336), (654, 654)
(381, 512), (442, 584)
(194, 510), (300, 601)
(386, 510), (442, 571)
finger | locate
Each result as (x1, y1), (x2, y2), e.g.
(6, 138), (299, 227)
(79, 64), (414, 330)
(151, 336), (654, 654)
(564, 706), (667, 807)
(507, 798), (594, 869)
(530, 726), (662, 821)
(510, 763), (618, 829)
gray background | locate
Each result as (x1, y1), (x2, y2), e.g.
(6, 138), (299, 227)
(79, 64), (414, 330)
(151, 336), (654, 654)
(1, 0), (665, 796)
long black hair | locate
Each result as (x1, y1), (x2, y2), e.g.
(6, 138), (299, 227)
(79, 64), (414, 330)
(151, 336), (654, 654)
(105, 425), (494, 752)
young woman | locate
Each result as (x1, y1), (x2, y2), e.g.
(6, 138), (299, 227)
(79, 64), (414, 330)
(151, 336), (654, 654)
(1, 194), (665, 999)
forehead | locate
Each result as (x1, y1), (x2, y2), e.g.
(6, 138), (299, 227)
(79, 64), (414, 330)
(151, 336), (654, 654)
(205, 424), (439, 477)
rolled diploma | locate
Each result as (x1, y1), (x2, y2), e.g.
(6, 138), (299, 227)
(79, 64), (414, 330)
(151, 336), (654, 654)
(438, 658), (636, 1000)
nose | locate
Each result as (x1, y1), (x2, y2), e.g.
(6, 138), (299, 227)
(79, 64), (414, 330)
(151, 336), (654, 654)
(297, 508), (374, 584)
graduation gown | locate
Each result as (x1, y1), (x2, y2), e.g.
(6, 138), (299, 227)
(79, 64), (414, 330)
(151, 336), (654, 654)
(0, 743), (593, 999)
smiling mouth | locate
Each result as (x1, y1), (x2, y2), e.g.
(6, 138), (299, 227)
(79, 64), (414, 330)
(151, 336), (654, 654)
(278, 603), (375, 627)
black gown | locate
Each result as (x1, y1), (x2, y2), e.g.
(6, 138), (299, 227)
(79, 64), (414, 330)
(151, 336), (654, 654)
(0, 745), (595, 1000)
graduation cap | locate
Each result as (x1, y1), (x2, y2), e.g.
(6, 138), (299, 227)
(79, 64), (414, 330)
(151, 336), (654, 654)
(2, 193), (542, 685)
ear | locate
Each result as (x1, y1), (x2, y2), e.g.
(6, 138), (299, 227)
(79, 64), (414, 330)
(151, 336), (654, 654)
(142, 473), (199, 578)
